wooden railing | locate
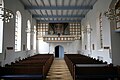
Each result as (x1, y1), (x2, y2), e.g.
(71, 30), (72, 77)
(43, 35), (81, 42)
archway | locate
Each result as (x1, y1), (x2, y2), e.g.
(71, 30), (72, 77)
(55, 45), (64, 59)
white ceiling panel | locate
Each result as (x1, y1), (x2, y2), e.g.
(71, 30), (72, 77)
(35, 10), (42, 14)
(77, 10), (83, 15)
(76, 0), (84, 6)
(46, 10), (52, 15)
(45, 18), (49, 20)
(58, 18), (61, 20)
(36, 0), (44, 6)
(64, 0), (69, 6)
(52, 10), (57, 15)
(21, 0), (97, 23)
(58, 10), (62, 15)
(49, 18), (53, 20)
(54, 18), (57, 21)
(30, 10), (37, 14)
(63, 10), (67, 15)
(57, 0), (63, 6)
(70, 0), (76, 6)
(67, 10), (73, 15)
(50, 0), (56, 6)
(43, 0), (50, 6)
(41, 18), (45, 20)
(41, 10), (47, 15)
(72, 10), (78, 15)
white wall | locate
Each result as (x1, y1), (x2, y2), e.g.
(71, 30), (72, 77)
(37, 39), (81, 56)
(81, 0), (112, 64)
(37, 40), (49, 54)
(0, 0), (36, 66)
(3, 50), (36, 66)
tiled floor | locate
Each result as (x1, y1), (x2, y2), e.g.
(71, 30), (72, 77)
(45, 58), (73, 80)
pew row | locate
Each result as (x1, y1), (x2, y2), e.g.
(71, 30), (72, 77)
(64, 54), (120, 80)
(0, 54), (54, 80)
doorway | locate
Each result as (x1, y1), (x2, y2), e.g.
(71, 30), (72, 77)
(55, 45), (64, 59)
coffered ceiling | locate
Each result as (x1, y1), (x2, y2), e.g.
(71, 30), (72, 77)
(20, 0), (97, 23)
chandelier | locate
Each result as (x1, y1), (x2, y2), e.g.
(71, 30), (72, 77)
(104, 0), (120, 22)
(0, 8), (14, 23)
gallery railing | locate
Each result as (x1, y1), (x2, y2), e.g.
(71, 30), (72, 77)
(42, 35), (81, 42)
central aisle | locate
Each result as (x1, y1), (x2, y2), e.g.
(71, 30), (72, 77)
(45, 58), (73, 80)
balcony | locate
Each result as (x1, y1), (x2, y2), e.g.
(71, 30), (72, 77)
(43, 35), (80, 42)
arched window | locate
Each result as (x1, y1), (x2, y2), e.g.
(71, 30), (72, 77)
(27, 20), (31, 50)
(99, 13), (103, 48)
(33, 25), (36, 50)
(15, 11), (22, 51)
(0, 0), (4, 53)
(87, 24), (92, 54)
(87, 24), (91, 50)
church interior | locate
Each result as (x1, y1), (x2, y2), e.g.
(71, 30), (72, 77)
(0, 0), (120, 80)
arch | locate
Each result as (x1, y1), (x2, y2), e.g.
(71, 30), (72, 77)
(27, 20), (31, 50)
(55, 45), (64, 59)
(15, 11), (22, 51)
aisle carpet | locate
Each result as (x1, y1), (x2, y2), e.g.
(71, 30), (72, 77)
(45, 58), (73, 80)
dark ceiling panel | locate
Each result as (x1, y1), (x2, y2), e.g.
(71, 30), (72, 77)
(25, 5), (93, 10)
(32, 15), (85, 18)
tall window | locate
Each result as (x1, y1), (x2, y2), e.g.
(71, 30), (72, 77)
(87, 24), (91, 54)
(33, 25), (36, 50)
(0, 0), (4, 53)
(99, 13), (103, 48)
(15, 11), (22, 51)
(27, 20), (31, 50)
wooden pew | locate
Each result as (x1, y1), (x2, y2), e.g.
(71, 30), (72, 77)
(0, 54), (54, 80)
(64, 54), (111, 80)
(75, 66), (118, 80)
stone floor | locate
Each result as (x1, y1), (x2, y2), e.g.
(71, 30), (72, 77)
(45, 58), (73, 80)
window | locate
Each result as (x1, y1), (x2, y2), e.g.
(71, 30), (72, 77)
(99, 13), (103, 48)
(87, 24), (91, 51)
(33, 25), (36, 50)
(37, 23), (48, 40)
(69, 23), (81, 40)
(0, 0), (4, 53)
(15, 11), (22, 51)
(27, 20), (31, 50)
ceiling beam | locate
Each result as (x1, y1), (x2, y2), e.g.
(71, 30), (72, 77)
(32, 15), (85, 18)
(25, 5), (93, 10)
(37, 20), (81, 23)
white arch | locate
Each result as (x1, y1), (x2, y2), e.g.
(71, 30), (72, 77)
(55, 45), (64, 59)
